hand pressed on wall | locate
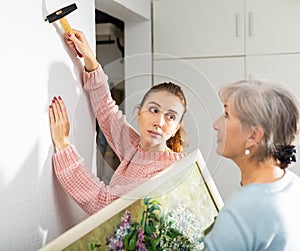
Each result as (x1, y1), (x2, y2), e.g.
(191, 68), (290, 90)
(48, 96), (71, 151)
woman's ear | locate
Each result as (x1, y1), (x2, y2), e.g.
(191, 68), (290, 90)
(245, 126), (264, 148)
(137, 106), (141, 120)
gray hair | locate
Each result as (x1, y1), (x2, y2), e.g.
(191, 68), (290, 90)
(219, 80), (300, 167)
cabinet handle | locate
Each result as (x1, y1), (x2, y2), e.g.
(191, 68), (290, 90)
(235, 13), (241, 37)
(249, 12), (254, 36)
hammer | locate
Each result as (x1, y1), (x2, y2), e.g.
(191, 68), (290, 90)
(45, 3), (82, 57)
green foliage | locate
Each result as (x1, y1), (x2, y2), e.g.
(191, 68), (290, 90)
(89, 242), (101, 250)
(123, 196), (195, 251)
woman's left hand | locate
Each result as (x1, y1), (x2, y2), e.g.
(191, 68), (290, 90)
(48, 96), (70, 151)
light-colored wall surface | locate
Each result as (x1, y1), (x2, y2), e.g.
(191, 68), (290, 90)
(0, 0), (153, 249)
(0, 0), (95, 249)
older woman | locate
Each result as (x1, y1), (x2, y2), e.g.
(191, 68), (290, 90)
(204, 80), (300, 251)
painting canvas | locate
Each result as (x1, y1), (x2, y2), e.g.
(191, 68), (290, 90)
(39, 149), (223, 251)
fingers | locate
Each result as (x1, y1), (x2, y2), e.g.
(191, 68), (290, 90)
(57, 96), (69, 122)
(64, 29), (88, 50)
(52, 97), (62, 121)
(49, 96), (69, 122)
(65, 39), (75, 47)
(65, 33), (75, 49)
(64, 30), (83, 44)
(48, 104), (55, 126)
(48, 96), (71, 150)
(71, 29), (83, 39)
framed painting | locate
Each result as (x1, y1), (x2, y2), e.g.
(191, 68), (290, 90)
(39, 149), (223, 251)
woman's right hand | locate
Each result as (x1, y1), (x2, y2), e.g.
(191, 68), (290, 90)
(48, 96), (71, 151)
(65, 29), (99, 72)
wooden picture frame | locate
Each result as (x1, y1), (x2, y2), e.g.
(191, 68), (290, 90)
(39, 149), (223, 251)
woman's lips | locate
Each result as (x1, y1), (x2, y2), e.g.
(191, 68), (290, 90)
(148, 130), (162, 137)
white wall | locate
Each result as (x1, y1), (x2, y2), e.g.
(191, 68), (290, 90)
(0, 0), (95, 249)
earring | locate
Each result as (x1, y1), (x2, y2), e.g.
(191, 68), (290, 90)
(245, 149), (250, 155)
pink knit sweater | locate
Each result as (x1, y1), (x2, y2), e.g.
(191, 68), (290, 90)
(53, 65), (186, 215)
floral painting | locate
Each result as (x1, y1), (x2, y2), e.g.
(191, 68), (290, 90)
(39, 149), (223, 251)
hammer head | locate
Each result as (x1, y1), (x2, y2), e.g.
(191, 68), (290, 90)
(45, 3), (77, 23)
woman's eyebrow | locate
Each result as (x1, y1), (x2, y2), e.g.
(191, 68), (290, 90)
(148, 101), (161, 108)
(148, 101), (179, 115)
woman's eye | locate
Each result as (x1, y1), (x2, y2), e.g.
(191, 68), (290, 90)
(149, 107), (159, 113)
(224, 112), (229, 118)
(166, 113), (176, 121)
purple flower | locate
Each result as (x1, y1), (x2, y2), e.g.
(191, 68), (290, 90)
(151, 233), (157, 239)
(136, 229), (147, 251)
(108, 210), (132, 251)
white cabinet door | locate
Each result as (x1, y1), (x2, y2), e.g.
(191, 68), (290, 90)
(154, 57), (245, 201)
(153, 0), (245, 58)
(246, 54), (300, 93)
(245, 0), (300, 54)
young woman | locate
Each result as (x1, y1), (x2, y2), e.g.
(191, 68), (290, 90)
(204, 80), (300, 251)
(48, 30), (188, 215)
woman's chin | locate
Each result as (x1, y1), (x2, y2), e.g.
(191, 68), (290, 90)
(216, 147), (225, 156)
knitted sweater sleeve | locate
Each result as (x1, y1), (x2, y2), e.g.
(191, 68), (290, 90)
(52, 65), (140, 215)
(83, 65), (140, 160)
(53, 145), (120, 215)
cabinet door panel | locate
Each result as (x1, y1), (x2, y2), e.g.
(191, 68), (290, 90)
(246, 54), (300, 93)
(153, 0), (245, 58)
(246, 0), (300, 54)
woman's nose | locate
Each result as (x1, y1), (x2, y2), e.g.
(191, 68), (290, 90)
(213, 116), (221, 131)
(153, 113), (165, 128)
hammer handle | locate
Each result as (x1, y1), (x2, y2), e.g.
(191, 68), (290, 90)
(59, 17), (83, 58)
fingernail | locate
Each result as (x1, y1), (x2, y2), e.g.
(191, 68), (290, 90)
(67, 33), (72, 37)
(58, 96), (62, 100)
(54, 96), (57, 100)
(49, 105), (52, 109)
(52, 99), (55, 103)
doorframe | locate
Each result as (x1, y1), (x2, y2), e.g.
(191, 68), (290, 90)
(95, 0), (152, 127)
